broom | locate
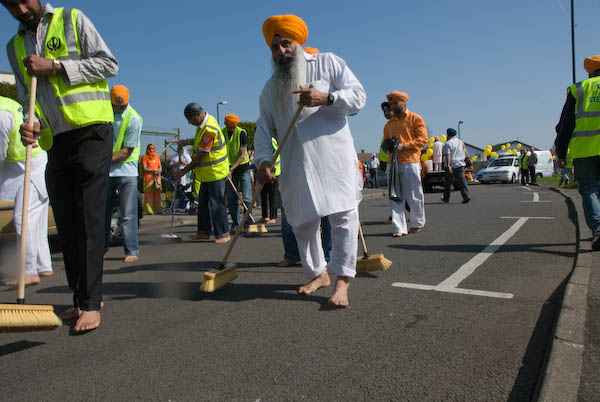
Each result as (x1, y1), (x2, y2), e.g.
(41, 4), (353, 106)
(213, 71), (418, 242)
(200, 104), (304, 292)
(356, 222), (392, 272)
(226, 176), (266, 234)
(0, 76), (62, 332)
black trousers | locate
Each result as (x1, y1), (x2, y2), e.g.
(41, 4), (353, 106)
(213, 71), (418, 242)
(260, 176), (280, 220)
(46, 123), (112, 311)
(528, 166), (537, 183)
(443, 166), (469, 201)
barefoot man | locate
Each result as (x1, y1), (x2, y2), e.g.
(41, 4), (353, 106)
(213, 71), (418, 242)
(3, 0), (118, 331)
(254, 14), (366, 306)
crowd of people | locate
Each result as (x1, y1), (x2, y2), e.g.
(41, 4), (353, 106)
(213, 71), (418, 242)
(1, 0), (598, 336)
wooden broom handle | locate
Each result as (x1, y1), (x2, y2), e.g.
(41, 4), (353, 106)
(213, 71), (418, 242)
(358, 222), (369, 258)
(226, 175), (256, 224)
(220, 105), (304, 266)
(18, 76), (37, 303)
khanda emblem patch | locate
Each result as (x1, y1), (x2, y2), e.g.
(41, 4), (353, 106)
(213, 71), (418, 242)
(46, 37), (61, 51)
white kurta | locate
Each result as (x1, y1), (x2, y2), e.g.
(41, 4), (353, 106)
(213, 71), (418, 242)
(0, 110), (52, 275)
(254, 51), (366, 228)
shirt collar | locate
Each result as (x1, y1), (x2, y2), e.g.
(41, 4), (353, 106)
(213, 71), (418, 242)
(18, 3), (55, 35)
(303, 50), (317, 61)
(199, 113), (209, 129)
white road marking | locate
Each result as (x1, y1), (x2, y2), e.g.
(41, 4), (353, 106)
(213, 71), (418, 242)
(521, 186), (533, 191)
(520, 192), (552, 203)
(391, 216), (554, 299)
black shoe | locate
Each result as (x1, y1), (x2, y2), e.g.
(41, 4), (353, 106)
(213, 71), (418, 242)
(441, 197), (449, 203)
(592, 231), (600, 251)
(462, 198), (471, 204)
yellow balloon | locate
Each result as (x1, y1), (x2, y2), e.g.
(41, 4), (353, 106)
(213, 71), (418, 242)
(421, 154), (428, 162)
(441, 135), (447, 142)
(517, 143), (521, 148)
(426, 148), (433, 157)
(429, 137), (435, 143)
(501, 145), (506, 150)
(484, 150), (490, 156)
(485, 145), (492, 151)
(505, 143), (511, 148)
(552, 155), (556, 160)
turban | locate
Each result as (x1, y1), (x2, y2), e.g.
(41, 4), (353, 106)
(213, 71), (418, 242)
(184, 103), (203, 118)
(446, 128), (457, 137)
(224, 114), (239, 127)
(386, 91), (408, 104)
(584, 55), (600, 75)
(262, 14), (308, 48)
(435, 137), (440, 141)
(110, 85), (129, 105)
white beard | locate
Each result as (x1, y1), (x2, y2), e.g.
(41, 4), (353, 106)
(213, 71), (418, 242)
(271, 45), (307, 121)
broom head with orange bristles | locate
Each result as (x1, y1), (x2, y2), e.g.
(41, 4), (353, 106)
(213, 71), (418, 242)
(0, 303), (62, 333)
(356, 253), (392, 272)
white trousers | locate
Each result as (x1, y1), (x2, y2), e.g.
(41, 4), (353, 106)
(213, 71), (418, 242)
(13, 184), (52, 275)
(293, 208), (358, 279)
(390, 162), (426, 235)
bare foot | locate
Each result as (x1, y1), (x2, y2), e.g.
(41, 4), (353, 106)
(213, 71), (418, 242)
(215, 235), (231, 244)
(4, 274), (40, 287)
(298, 271), (331, 295)
(60, 301), (104, 320)
(328, 276), (350, 307)
(392, 233), (404, 237)
(266, 218), (277, 224)
(409, 227), (421, 234)
(74, 310), (101, 332)
(38, 271), (53, 277)
(123, 255), (138, 263)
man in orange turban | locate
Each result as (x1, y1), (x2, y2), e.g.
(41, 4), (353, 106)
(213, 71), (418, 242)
(381, 90), (428, 237)
(555, 55), (600, 251)
(222, 113), (252, 232)
(254, 14), (367, 307)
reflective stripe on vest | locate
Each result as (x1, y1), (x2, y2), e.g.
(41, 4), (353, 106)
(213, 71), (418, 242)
(568, 77), (600, 159)
(113, 106), (142, 163)
(193, 114), (229, 182)
(224, 126), (250, 166)
(272, 137), (281, 176)
(0, 96), (43, 162)
(11, 7), (113, 151)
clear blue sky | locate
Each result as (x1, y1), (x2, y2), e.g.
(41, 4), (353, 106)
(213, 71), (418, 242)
(1, 0), (598, 153)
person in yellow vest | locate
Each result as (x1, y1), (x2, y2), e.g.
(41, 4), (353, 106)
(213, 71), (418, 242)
(0, 96), (53, 286)
(260, 136), (281, 224)
(174, 103), (230, 244)
(223, 113), (252, 232)
(518, 148), (529, 185)
(555, 54), (600, 251)
(3, 0), (117, 332)
(104, 85), (141, 263)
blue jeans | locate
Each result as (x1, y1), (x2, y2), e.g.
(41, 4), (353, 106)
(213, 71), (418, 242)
(574, 156), (600, 234)
(226, 170), (252, 228)
(104, 176), (139, 255)
(198, 178), (229, 239)
(281, 206), (331, 263)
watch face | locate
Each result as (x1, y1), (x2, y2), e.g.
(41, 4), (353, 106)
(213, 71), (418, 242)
(328, 94), (334, 105)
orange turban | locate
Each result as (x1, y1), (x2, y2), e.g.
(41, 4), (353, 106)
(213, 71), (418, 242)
(262, 14), (308, 48)
(110, 85), (129, 105)
(584, 55), (600, 75)
(386, 91), (408, 104)
(224, 114), (239, 128)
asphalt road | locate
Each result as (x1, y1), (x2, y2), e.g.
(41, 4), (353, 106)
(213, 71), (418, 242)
(0, 184), (576, 402)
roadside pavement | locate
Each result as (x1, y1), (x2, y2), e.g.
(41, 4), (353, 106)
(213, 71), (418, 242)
(534, 186), (599, 402)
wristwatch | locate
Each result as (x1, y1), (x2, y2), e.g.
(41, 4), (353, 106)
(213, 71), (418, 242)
(327, 93), (334, 106)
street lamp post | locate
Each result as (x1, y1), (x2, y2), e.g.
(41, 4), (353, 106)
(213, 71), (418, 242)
(216, 100), (228, 125)
(458, 120), (464, 139)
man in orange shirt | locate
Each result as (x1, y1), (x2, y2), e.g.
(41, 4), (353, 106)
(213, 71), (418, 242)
(382, 91), (428, 237)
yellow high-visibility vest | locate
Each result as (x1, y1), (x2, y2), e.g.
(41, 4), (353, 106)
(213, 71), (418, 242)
(11, 7), (113, 150)
(0, 96), (43, 162)
(568, 76), (600, 159)
(113, 106), (142, 163)
(272, 137), (281, 177)
(193, 114), (229, 183)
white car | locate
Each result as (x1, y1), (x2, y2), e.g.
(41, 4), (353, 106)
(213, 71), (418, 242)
(477, 156), (520, 184)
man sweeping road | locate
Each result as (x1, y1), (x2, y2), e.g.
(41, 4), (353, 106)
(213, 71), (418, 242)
(254, 14), (366, 306)
(3, 0), (118, 332)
